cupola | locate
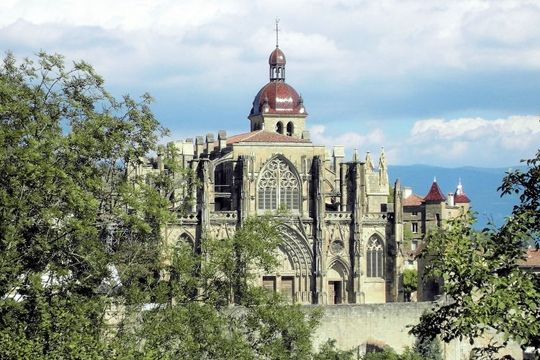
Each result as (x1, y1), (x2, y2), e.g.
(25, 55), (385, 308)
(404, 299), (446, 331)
(247, 21), (309, 140)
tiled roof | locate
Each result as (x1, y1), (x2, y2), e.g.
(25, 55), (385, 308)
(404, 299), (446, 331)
(454, 194), (471, 203)
(424, 181), (446, 202)
(227, 130), (310, 144)
(520, 249), (540, 268)
(403, 194), (424, 206)
(454, 180), (471, 203)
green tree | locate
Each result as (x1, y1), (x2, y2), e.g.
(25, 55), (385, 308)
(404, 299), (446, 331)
(313, 339), (355, 360)
(402, 269), (417, 302)
(0, 51), (170, 358)
(111, 216), (322, 359)
(411, 149), (540, 357)
(0, 52), (324, 359)
(413, 335), (442, 360)
(361, 345), (422, 360)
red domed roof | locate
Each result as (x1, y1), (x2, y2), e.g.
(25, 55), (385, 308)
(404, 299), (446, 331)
(250, 81), (306, 116)
(454, 193), (471, 203)
(269, 47), (286, 65)
(454, 180), (471, 203)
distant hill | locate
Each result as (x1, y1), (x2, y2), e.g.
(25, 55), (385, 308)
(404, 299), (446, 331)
(388, 165), (522, 229)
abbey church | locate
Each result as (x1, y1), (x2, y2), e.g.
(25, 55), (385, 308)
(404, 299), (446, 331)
(148, 43), (407, 305)
(133, 37), (474, 305)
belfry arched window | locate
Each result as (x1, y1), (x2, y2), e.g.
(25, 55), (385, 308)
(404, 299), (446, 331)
(286, 122), (294, 136)
(258, 157), (300, 211)
(366, 236), (384, 278)
(276, 121), (283, 134)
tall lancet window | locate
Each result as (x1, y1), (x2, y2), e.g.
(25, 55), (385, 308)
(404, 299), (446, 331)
(258, 158), (300, 211)
(366, 236), (384, 278)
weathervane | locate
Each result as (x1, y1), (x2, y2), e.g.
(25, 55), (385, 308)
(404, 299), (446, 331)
(275, 18), (280, 48)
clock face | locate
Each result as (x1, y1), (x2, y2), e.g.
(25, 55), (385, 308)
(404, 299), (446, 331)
(330, 240), (344, 254)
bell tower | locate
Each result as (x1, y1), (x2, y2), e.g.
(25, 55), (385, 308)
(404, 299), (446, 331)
(248, 21), (309, 140)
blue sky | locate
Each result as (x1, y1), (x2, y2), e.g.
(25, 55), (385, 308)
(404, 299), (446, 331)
(1, 0), (539, 167)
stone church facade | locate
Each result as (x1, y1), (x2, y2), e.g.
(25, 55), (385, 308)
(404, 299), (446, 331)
(135, 45), (405, 304)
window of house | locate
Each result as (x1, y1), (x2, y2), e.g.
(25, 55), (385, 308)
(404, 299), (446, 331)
(257, 158), (300, 211)
(366, 236), (384, 278)
(411, 240), (418, 251)
(411, 222), (418, 233)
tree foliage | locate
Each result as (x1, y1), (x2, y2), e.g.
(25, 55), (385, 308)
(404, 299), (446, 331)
(361, 345), (422, 360)
(110, 215), (322, 359)
(0, 52), (326, 359)
(0, 51), (169, 358)
(411, 149), (540, 358)
(413, 335), (442, 360)
(402, 269), (417, 302)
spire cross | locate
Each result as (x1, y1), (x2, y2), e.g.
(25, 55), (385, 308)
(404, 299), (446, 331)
(275, 18), (280, 47)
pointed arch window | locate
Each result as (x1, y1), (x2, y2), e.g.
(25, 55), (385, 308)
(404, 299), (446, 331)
(258, 158), (300, 211)
(366, 236), (384, 278)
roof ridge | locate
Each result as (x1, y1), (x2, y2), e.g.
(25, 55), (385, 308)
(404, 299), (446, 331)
(245, 130), (263, 140)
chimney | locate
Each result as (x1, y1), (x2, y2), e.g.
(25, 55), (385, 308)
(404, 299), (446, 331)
(447, 193), (455, 207)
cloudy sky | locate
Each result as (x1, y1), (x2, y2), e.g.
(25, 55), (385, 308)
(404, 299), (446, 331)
(1, 0), (539, 167)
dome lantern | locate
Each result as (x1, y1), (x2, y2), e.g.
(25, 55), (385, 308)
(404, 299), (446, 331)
(269, 19), (286, 81)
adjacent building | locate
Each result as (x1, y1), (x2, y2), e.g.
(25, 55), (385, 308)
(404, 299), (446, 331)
(401, 179), (471, 300)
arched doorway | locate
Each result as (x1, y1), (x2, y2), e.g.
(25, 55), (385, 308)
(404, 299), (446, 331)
(261, 225), (313, 303)
(327, 260), (348, 304)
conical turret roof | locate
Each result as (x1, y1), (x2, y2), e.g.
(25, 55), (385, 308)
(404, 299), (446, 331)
(424, 179), (446, 203)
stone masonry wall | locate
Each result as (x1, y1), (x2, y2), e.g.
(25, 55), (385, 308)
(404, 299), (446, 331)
(307, 302), (522, 360)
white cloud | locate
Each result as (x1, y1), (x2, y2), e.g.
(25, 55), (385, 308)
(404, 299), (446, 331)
(1, 1), (539, 169)
(411, 116), (540, 150)
(310, 124), (385, 156)
(311, 116), (540, 167)
(394, 115), (540, 166)
(2, 0), (540, 88)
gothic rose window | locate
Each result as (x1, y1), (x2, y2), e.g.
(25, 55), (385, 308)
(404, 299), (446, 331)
(366, 236), (384, 278)
(258, 158), (300, 211)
